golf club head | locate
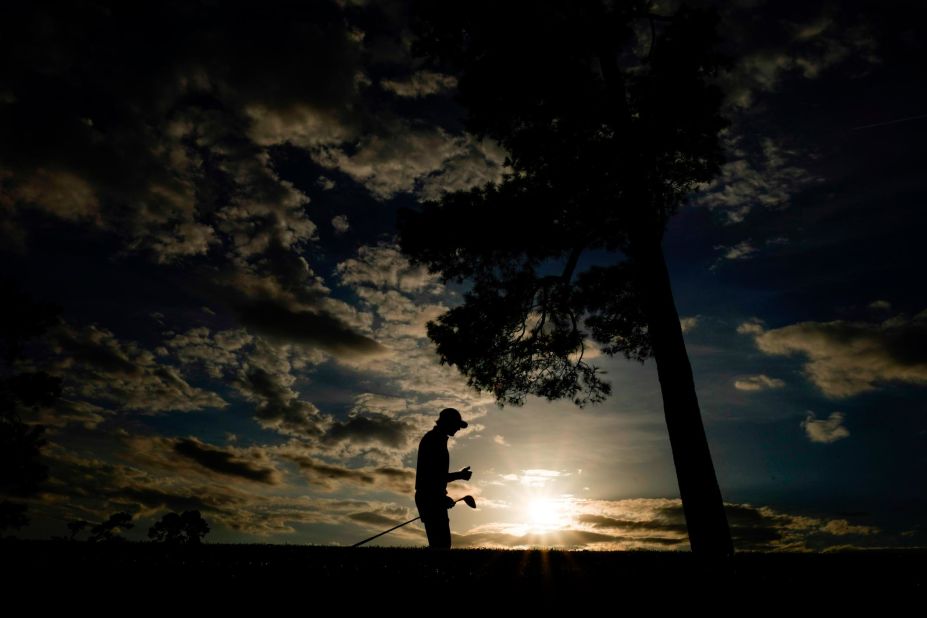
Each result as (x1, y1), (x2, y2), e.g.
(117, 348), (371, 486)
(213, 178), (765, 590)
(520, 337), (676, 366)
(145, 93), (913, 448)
(461, 495), (477, 509)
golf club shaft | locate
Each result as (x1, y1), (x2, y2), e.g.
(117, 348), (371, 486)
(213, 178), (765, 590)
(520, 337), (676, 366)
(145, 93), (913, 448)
(351, 497), (465, 548)
(351, 516), (421, 547)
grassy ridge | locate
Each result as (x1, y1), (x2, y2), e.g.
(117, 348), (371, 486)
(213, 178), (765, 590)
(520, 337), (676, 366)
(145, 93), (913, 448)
(3, 539), (924, 601)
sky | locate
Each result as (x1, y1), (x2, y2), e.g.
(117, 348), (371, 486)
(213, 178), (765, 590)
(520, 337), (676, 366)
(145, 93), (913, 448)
(1, 0), (925, 551)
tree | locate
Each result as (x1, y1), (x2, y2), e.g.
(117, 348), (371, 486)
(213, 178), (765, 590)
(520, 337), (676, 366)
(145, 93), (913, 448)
(67, 519), (90, 541)
(0, 277), (62, 536)
(88, 511), (134, 543)
(148, 510), (210, 544)
(398, 0), (734, 556)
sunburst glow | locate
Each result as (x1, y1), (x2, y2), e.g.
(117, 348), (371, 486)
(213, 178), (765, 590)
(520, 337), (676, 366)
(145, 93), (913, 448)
(523, 496), (574, 532)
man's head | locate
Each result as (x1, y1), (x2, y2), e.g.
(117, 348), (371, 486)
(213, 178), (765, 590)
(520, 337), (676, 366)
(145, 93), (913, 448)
(436, 407), (468, 436)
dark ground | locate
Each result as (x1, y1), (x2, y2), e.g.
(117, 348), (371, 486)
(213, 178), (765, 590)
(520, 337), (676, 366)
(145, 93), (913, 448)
(2, 540), (924, 606)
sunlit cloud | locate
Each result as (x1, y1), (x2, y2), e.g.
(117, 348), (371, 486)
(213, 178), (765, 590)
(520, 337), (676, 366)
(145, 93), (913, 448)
(381, 71), (457, 98)
(734, 374), (786, 391)
(802, 411), (850, 444)
(501, 469), (566, 488)
(739, 311), (927, 397)
(680, 316), (700, 333)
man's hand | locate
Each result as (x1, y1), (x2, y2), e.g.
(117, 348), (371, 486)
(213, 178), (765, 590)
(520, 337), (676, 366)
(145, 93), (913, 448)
(445, 496), (455, 510)
(457, 466), (472, 481)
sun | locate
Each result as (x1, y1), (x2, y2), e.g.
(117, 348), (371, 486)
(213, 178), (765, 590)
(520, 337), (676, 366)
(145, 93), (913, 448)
(526, 497), (569, 531)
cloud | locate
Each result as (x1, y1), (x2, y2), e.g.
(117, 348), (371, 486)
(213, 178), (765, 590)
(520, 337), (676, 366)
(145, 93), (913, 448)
(323, 412), (415, 451)
(331, 214), (350, 234)
(455, 497), (841, 551)
(822, 519), (878, 536)
(118, 434), (285, 486)
(315, 126), (464, 200)
(718, 9), (879, 109)
(353, 288), (448, 338)
(0, 0), (378, 319)
(802, 411), (850, 443)
(740, 312), (927, 397)
(231, 297), (384, 358)
(230, 340), (330, 439)
(36, 319), (226, 415)
(479, 498), (883, 551)
(279, 448), (415, 495)
(337, 243), (443, 293)
(381, 71), (458, 98)
(165, 327), (439, 454)
(165, 327), (255, 379)
(32, 441), (888, 548)
(415, 137), (508, 202)
(734, 374), (785, 391)
(20, 398), (112, 431)
(453, 526), (620, 549)
(36, 441), (404, 538)
(680, 316), (700, 333)
(168, 327), (333, 439)
(1, 168), (102, 225)
(501, 469), (565, 488)
(737, 319), (766, 336)
(719, 240), (757, 260)
(696, 138), (821, 224)
(494, 435), (510, 447)
(171, 437), (283, 484)
(869, 300), (891, 311)
(347, 504), (415, 528)
(332, 243), (493, 412)
(315, 126), (505, 201)
(200, 264), (385, 360)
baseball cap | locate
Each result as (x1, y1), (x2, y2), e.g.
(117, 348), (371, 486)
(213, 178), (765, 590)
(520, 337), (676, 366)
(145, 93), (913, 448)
(438, 407), (468, 429)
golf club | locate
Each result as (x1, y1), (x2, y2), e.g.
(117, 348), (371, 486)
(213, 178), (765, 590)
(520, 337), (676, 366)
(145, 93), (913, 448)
(351, 495), (477, 548)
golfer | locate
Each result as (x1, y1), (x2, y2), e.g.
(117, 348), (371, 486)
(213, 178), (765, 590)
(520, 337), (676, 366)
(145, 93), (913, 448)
(415, 407), (472, 549)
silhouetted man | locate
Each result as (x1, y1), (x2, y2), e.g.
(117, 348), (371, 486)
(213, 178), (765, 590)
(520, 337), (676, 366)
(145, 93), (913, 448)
(415, 407), (472, 549)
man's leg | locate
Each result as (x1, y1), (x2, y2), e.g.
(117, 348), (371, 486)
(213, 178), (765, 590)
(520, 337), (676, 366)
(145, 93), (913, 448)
(416, 494), (451, 549)
(422, 512), (451, 549)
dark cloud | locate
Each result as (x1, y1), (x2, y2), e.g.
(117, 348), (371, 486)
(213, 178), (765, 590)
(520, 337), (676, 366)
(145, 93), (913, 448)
(233, 297), (384, 357)
(565, 499), (882, 551)
(38, 443), (249, 521)
(36, 319), (226, 414)
(324, 413), (414, 449)
(281, 450), (414, 495)
(173, 438), (282, 484)
(348, 511), (403, 527)
(195, 262), (386, 361)
(35, 439), (411, 538)
(233, 364), (328, 438)
(575, 513), (688, 534)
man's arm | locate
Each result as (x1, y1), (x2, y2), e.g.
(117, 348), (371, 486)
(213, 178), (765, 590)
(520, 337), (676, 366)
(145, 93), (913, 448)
(446, 466), (472, 482)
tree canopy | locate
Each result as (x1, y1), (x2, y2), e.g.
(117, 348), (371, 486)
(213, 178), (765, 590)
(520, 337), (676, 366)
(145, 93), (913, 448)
(400, 0), (727, 406)
(148, 510), (211, 544)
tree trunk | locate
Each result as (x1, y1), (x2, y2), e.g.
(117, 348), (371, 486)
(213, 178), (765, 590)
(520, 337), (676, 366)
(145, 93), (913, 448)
(635, 240), (734, 557)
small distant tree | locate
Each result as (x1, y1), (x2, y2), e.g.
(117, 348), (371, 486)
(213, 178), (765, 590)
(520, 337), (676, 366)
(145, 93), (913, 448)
(148, 510), (210, 544)
(88, 511), (134, 543)
(0, 278), (62, 536)
(67, 519), (89, 540)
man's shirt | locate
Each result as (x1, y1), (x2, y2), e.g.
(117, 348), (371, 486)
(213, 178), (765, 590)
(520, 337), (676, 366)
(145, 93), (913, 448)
(415, 426), (449, 496)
